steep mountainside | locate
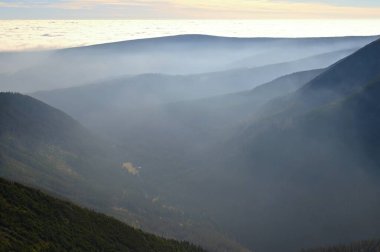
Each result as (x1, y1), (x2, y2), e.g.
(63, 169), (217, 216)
(0, 177), (205, 252)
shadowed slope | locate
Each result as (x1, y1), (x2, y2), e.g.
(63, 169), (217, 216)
(223, 39), (380, 252)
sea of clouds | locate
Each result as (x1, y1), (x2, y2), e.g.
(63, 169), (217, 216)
(1, 19), (380, 52)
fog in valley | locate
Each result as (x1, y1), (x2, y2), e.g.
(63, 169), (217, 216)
(1, 35), (375, 93)
(2, 34), (380, 252)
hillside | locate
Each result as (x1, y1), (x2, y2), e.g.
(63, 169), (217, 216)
(238, 38), (380, 165)
(0, 177), (205, 252)
(0, 92), (248, 252)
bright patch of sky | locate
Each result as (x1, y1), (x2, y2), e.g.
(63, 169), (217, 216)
(0, 0), (379, 19)
(279, 0), (380, 7)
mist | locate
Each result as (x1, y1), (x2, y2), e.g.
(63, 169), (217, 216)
(2, 34), (380, 252)
(0, 35), (377, 93)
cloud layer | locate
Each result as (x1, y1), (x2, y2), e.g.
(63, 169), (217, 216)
(1, 19), (380, 52)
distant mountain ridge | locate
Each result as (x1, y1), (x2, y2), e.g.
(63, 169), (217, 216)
(62, 34), (378, 52)
(32, 48), (351, 139)
(1, 34), (377, 92)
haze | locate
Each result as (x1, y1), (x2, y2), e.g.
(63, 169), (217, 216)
(1, 1), (380, 252)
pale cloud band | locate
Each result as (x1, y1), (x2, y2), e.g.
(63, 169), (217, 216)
(0, 0), (380, 19)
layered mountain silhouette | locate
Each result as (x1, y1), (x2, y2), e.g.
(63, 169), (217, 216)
(33, 48), (354, 114)
(32, 51), (343, 144)
(1, 35), (377, 92)
(2, 36), (380, 252)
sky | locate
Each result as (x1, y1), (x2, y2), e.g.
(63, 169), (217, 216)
(0, 0), (380, 19)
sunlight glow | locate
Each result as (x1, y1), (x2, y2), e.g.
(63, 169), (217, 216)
(0, 0), (380, 19)
(1, 19), (380, 52)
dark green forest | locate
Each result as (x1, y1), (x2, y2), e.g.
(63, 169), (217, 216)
(302, 239), (380, 252)
(0, 177), (205, 252)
